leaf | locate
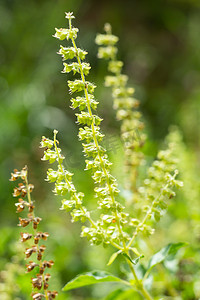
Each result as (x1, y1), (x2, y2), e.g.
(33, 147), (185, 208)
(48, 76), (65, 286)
(129, 247), (141, 257)
(122, 253), (144, 265)
(104, 288), (141, 300)
(62, 270), (129, 291)
(146, 242), (187, 273)
(133, 255), (144, 265)
(104, 288), (125, 300)
(107, 250), (122, 266)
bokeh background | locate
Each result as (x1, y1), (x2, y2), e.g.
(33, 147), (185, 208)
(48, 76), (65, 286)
(0, 0), (200, 299)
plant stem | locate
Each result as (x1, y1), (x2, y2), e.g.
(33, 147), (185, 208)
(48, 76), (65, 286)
(126, 258), (153, 300)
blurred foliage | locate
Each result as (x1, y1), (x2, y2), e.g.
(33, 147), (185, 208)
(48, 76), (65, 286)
(0, 0), (200, 299)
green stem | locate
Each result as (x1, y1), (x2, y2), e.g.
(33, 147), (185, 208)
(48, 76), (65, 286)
(126, 259), (153, 300)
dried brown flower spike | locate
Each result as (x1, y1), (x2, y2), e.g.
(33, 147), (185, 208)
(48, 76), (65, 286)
(10, 166), (58, 299)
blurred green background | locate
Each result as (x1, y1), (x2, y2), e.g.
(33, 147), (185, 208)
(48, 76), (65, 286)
(0, 0), (200, 299)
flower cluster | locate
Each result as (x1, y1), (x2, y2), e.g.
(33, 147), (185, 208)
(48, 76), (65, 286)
(40, 12), (131, 249)
(96, 24), (146, 191)
(39, 12), (184, 300)
(41, 132), (92, 226)
(127, 142), (183, 247)
(95, 23), (184, 242)
(41, 12), (184, 251)
(10, 167), (57, 300)
(40, 128), (128, 248)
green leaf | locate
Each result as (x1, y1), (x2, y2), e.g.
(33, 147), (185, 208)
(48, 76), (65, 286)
(62, 270), (129, 291)
(146, 242), (187, 274)
(107, 250), (122, 266)
(122, 253), (144, 265)
(104, 288), (141, 300)
(129, 247), (141, 257)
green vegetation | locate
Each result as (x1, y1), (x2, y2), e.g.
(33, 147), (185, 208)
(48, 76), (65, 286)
(1, 2), (200, 299)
